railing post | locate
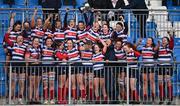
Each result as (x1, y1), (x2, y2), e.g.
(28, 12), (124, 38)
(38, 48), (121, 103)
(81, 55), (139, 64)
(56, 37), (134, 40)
(128, 10), (131, 42)
(126, 64), (129, 104)
(68, 63), (71, 104)
(8, 62), (12, 104)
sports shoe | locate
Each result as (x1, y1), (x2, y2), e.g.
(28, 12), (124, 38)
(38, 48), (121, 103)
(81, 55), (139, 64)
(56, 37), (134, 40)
(50, 99), (55, 104)
(43, 100), (49, 104)
(18, 98), (24, 104)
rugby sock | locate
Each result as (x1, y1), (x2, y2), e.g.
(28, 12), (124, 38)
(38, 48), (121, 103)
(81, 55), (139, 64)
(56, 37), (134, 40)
(43, 88), (48, 100)
(50, 89), (54, 100)
(159, 84), (164, 101)
(168, 85), (173, 100)
(72, 89), (77, 100)
(81, 89), (86, 99)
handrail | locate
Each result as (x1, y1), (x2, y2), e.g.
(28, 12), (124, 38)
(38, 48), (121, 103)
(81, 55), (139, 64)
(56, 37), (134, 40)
(0, 8), (180, 12)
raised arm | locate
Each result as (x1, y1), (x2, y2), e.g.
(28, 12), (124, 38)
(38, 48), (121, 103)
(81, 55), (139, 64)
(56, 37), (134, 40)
(31, 8), (38, 28)
(43, 14), (53, 30)
(99, 38), (107, 54)
(4, 28), (13, 46)
(63, 8), (69, 29)
(134, 38), (142, 49)
(154, 40), (161, 51)
(9, 13), (16, 28)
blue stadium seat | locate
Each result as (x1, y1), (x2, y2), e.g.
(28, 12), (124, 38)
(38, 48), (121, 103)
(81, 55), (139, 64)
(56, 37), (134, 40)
(0, 0), (3, 4)
(76, 0), (86, 7)
(60, 6), (75, 22)
(0, 4), (10, 8)
(146, 22), (157, 38)
(174, 38), (180, 46)
(15, 0), (25, 5)
(28, 0), (38, 6)
(28, 5), (42, 9)
(168, 6), (180, 21)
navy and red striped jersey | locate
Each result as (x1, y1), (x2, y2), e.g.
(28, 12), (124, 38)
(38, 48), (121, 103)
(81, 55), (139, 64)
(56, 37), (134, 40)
(66, 48), (81, 62)
(92, 52), (104, 70)
(80, 49), (93, 66)
(31, 27), (45, 44)
(53, 28), (65, 43)
(141, 46), (155, 66)
(114, 48), (126, 61)
(65, 27), (77, 41)
(86, 28), (99, 43)
(158, 45), (173, 66)
(11, 43), (26, 61)
(41, 45), (55, 64)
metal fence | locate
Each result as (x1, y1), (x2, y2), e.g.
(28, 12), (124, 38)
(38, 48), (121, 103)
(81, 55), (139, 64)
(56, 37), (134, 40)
(0, 61), (179, 105)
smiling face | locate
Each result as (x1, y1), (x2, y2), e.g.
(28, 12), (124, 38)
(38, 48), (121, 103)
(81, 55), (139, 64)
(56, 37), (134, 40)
(45, 38), (53, 47)
(116, 23), (123, 32)
(93, 22), (100, 32)
(37, 18), (43, 27)
(16, 35), (24, 45)
(56, 21), (61, 29)
(67, 40), (73, 50)
(24, 22), (30, 30)
(69, 19), (75, 28)
(146, 38), (153, 47)
(78, 22), (85, 30)
(115, 41), (122, 49)
(14, 24), (22, 32)
(123, 45), (131, 53)
(102, 24), (109, 34)
(32, 38), (39, 48)
(94, 44), (100, 53)
(162, 37), (169, 47)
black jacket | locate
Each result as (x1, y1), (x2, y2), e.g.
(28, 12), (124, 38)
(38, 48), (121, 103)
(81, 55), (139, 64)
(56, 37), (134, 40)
(107, 0), (124, 9)
(88, 0), (109, 9)
(121, 0), (148, 14)
(41, 0), (62, 9)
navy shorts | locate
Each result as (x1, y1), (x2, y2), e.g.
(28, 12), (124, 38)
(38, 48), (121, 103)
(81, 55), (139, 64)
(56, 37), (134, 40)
(129, 68), (138, 78)
(157, 65), (173, 76)
(11, 62), (26, 73)
(42, 64), (55, 73)
(28, 64), (42, 76)
(141, 66), (155, 73)
(56, 65), (68, 75)
(70, 63), (83, 74)
(94, 69), (105, 78)
(82, 65), (93, 73)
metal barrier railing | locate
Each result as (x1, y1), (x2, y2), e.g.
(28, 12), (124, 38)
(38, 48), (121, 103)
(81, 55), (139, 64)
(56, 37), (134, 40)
(0, 61), (179, 105)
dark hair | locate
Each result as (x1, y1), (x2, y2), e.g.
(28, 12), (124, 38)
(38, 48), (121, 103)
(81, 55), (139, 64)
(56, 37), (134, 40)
(32, 36), (39, 41)
(16, 34), (23, 40)
(68, 19), (75, 24)
(93, 42), (103, 52)
(115, 38), (123, 43)
(45, 37), (53, 42)
(78, 21), (85, 24)
(37, 17), (42, 20)
(103, 24), (109, 29)
(146, 37), (155, 47)
(12, 20), (22, 31)
(116, 22), (124, 28)
(124, 42), (136, 51)
(163, 37), (170, 43)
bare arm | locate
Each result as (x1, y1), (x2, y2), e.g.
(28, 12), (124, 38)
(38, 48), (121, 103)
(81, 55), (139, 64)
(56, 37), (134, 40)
(99, 39), (107, 54)
(43, 14), (53, 30)
(31, 8), (38, 28)
(9, 13), (16, 28)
